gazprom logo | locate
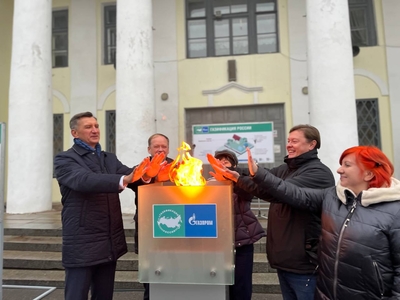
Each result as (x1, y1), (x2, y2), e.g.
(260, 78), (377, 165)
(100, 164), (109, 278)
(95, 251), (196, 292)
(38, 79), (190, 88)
(188, 213), (214, 226)
(153, 204), (217, 238)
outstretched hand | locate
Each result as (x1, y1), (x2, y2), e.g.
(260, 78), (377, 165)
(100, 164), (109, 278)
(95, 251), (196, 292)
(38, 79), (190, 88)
(155, 161), (173, 182)
(206, 154), (240, 182)
(144, 152), (166, 179)
(124, 157), (150, 185)
(246, 147), (258, 176)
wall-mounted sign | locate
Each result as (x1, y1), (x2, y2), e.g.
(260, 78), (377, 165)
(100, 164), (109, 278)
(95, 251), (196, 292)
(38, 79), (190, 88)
(192, 122), (274, 164)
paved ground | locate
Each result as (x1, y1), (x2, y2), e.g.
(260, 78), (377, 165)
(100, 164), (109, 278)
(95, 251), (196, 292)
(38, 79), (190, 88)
(3, 287), (283, 300)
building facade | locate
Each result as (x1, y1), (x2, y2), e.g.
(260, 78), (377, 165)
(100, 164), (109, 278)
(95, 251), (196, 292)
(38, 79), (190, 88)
(0, 0), (399, 213)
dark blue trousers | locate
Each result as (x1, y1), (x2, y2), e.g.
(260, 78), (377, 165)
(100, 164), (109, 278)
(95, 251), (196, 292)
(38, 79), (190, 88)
(64, 261), (117, 300)
(277, 269), (317, 300)
(143, 283), (149, 300)
(229, 244), (254, 300)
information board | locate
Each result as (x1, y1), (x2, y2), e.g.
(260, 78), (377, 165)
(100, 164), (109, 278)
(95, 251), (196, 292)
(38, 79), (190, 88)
(192, 122), (274, 164)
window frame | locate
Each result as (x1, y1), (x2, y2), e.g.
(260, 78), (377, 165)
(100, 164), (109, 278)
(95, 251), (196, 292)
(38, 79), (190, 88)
(185, 0), (278, 58)
(106, 110), (116, 153)
(53, 113), (64, 177)
(349, 0), (377, 47)
(103, 4), (117, 65)
(356, 98), (381, 148)
(52, 9), (69, 68)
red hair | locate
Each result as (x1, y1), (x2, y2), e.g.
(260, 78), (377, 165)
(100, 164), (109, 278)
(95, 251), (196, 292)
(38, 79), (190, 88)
(339, 146), (394, 188)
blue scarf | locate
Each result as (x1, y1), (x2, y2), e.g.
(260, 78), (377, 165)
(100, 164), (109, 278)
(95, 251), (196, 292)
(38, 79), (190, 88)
(74, 138), (102, 157)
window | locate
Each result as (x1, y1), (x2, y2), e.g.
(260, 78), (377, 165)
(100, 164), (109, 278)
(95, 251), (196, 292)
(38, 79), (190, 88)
(106, 110), (116, 153)
(104, 5), (117, 65)
(53, 114), (64, 156)
(53, 114), (64, 176)
(349, 0), (377, 46)
(186, 0), (278, 58)
(52, 10), (68, 68)
(356, 99), (381, 148)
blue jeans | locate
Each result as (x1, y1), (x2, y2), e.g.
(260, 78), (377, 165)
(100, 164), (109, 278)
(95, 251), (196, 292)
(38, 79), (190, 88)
(277, 269), (317, 300)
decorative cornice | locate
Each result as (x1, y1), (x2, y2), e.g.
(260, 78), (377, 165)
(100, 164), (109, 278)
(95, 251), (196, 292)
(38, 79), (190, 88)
(202, 82), (263, 95)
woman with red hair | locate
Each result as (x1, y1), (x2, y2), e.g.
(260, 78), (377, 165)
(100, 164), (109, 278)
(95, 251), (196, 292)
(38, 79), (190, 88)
(207, 146), (400, 300)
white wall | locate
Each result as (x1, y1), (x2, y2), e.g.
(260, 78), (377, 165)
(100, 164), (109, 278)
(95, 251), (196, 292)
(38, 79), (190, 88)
(383, 0), (400, 178)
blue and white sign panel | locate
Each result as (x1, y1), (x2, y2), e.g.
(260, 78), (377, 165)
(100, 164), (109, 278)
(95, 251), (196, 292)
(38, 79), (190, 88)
(153, 204), (217, 238)
(185, 204), (217, 238)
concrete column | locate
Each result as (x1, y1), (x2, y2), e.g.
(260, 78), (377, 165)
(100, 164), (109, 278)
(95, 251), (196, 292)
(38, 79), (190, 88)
(153, 0), (179, 159)
(288, 0), (309, 125)
(7, 0), (52, 213)
(70, 0), (97, 116)
(382, 0), (400, 178)
(306, 0), (358, 178)
(116, 0), (156, 212)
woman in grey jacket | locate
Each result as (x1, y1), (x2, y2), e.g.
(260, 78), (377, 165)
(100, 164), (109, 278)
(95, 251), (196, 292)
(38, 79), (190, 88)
(208, 146), (400, 300)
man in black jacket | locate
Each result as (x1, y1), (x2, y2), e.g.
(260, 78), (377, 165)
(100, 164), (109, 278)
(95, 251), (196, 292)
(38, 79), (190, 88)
(262, 125), (335, 300)
(214, 125), (335, 300)
(128, 133), (174, 300)
(54, 112), (149, 300)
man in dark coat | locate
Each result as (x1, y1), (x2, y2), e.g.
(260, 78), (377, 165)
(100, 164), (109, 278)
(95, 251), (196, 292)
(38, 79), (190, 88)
(54, 112), (149, 300)
(210, 125), (335, 300)
(128, 133), (173, 300)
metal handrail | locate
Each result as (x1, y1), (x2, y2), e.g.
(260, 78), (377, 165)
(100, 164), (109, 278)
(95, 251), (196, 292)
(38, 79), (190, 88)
(251, 197), (269, 219)
(3, 285), (57, 300)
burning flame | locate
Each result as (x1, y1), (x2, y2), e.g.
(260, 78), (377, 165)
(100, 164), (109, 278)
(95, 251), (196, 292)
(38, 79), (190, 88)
(169, 142), (206, 186)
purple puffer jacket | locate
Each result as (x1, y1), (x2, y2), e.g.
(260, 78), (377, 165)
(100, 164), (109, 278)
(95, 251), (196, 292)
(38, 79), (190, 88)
(233, 185), (265, 248)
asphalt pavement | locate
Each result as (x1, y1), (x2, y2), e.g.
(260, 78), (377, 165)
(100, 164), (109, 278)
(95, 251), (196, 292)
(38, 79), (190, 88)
(3, 287), (283, 300)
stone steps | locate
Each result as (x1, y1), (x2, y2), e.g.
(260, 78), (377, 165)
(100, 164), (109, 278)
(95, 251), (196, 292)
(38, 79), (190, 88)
(3, 233), (267, 254)
(2, 233), (278, 294)
(2, 200), (281, 297)
(2, 250), (274, 273)
(2, 269), (281, 294)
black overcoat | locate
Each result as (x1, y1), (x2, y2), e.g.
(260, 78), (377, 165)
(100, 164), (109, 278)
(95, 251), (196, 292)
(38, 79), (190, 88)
(55, 144), (131, 267)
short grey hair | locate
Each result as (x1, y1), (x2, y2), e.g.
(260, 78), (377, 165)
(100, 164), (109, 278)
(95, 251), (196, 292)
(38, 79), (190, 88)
(69, 112), (96, 129)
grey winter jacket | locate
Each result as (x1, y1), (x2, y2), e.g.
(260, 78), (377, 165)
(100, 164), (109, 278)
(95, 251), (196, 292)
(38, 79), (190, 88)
(54, 144), (131, 268)
(240, 167), (400, 300)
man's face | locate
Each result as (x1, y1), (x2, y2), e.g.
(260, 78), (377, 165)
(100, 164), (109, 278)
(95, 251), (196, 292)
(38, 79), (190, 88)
(148, 135), (169, 158)
(71, 117), (100, 148)
(286, 130), (316, 158)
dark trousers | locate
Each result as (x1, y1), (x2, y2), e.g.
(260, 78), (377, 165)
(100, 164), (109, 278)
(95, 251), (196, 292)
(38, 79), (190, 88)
(134, 213), (139, 254)
(64, 261), (117, 300)
(229, 244), (254, 300)
(277, 269), (317, 300)
(143, 283), (150, 300)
